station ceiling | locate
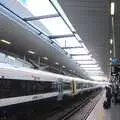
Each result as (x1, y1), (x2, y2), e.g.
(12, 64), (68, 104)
(0, 0), (117, 81)
(58, 0), (111, 79)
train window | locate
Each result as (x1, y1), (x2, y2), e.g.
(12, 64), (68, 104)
(76, 83), (84, 89)
(0, 79), (58, 99)
(82, 83), (88, 88)
(63, 82), (71, 90)
(76, 83), (95, 89)
(57, 78), (63, 94)
(0, 79), (12, 98)
(51, 82), (58, 90)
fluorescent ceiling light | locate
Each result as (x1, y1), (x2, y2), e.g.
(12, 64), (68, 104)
(82, 67), (101, 70)
(87, 72), (104, 75)
(111, 2), (115, 15)
(110, 39), (113, 44)
(88, 72), (104, 75)
(85, 70), (104, 73)
(1, 39), (11, 45)
(43, 57), (48, 60)
(73, 55), (92, 60)
(65, 48), (89, 55)
(80, 64), (99, 68)
(28, 50), (35, 54)
(110, 57), (112, 61)
(110, 50), (112, 54)
(54, 37), (82, 48)
(74, 34), (81, 41)
(77, 60), (96, 64)
(87, 70), (104, 74)
(55, 62), (59, 65)
(62, 65), (66, 68)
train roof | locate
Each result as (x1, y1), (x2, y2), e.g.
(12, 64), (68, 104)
(0, 63), (108, 85)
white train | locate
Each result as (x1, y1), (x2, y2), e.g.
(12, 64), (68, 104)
(0, 63), (102, 107)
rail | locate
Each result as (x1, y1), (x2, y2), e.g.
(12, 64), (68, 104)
(45, 90), (103, 120)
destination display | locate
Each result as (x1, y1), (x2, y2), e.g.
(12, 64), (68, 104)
(111, 58), (120, 65)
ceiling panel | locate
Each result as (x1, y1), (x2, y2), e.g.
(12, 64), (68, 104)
(58, 0), (111, 77)
(0, 7), (89, 79)
(0, 0), (116, 80)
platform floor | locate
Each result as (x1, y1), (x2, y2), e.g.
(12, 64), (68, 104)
(87, 91), (120, 120)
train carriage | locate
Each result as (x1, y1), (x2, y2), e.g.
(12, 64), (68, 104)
(0, 63), (102, 107)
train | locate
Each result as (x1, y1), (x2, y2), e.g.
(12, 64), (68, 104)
(0, 63), (103, 107)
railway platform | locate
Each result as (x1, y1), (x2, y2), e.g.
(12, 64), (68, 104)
(87, 91), (120, 120)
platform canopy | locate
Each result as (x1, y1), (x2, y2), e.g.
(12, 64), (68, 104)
(0, 0), (114, 81)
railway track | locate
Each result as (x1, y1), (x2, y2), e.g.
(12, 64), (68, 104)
(59, 91), (103, 120)
(4, 90), (102, 120)
(47, 90), (103, 120)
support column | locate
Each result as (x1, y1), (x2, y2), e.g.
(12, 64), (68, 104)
(38, 57), (41, 66)
(112, 16), (116, 57)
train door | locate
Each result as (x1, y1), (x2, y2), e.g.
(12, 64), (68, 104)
(71, 80), (76, 96)
(57, 78), (63, 101)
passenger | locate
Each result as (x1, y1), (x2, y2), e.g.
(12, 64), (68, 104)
(114, 85), (119, 103)
(105, 86), (112, 105)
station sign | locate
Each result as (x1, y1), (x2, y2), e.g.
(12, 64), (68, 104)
(111, 58), (120, 65)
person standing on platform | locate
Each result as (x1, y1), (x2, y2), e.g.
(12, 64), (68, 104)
(114, 84), (119, 103)
(105, 86), (112, 106)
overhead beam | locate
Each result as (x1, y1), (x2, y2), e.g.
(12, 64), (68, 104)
(23, 14), (59, 21)
(49, 0), (76, 33)
(49, 34), (74, 39)
(61, 46), (82, 49)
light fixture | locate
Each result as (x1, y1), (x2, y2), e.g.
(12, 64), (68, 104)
(43, 57), (48, 60)
(110, 39), (113, 44)
(87, 70), (104, 73)
(80, 64), (99, 68)
(77, 60), (96, 64)
(73, 55), (92, 60)
(110, 50), (112, 54)
(55, 62), (59, 65)
(85, 70), (104, 73)
(65, 48), (89, 55)
(28, 50), (35, 54)
(1, 39), (11, 45)
(110, 57), (112, 61)
(88, 72), (104, 75)
(74, 34), (81, 41)
(83, 67), (101, 70)
(86, 71), (104, 74)
(62, 65), (66, 68)
(111, 2), (115, 15)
